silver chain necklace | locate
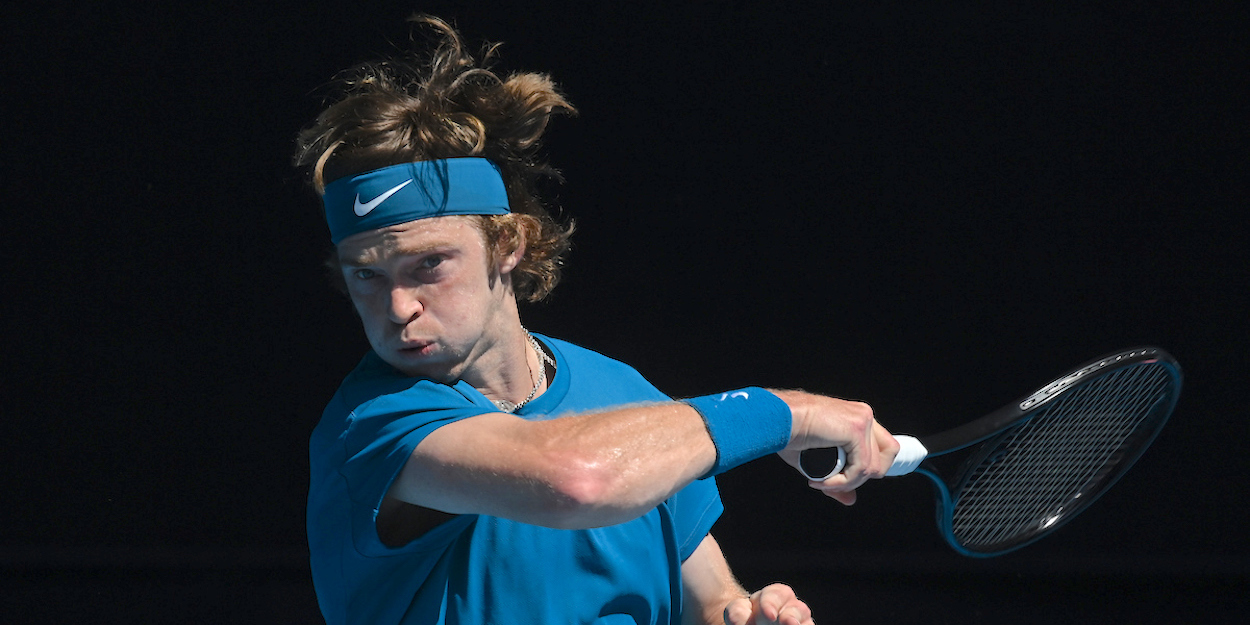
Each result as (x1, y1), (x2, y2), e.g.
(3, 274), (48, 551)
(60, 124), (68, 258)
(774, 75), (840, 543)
(493, 329), (555, 413)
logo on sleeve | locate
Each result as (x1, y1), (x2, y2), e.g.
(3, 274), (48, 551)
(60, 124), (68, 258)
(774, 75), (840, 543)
(353, 179), (414, 216)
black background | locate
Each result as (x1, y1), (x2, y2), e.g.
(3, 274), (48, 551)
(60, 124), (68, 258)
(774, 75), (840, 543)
(4, 1), (1247, 622)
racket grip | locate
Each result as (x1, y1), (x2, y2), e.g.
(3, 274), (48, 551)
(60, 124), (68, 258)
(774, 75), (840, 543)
(888, 436), (927, 476)
(798, 435), (928, 481)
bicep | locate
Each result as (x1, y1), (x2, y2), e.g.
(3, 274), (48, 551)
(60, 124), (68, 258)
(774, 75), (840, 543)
(386, 411), (576, 520)
(370, 410), (531, 548)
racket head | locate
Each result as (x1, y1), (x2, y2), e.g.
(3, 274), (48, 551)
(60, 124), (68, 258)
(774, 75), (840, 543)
(928, 346), (1181, 557)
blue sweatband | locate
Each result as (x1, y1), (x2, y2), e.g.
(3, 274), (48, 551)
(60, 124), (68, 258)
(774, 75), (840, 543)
(684, 387), (792, 477)
(322, 157), (511, 244)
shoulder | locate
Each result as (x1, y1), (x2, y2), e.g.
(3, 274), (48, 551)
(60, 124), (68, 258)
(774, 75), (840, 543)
(534, 335), (670, 409)
(329, 351), (413, 410)
(544, 336), (629, 366)
(318, 351), (492, 436)
(314, 352), (497, 469)
(541, 336), (654, 381)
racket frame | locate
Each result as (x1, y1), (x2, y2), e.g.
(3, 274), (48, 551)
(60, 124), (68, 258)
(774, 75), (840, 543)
(916, 346), (1182, 556)
(922, 346), (1176, 456)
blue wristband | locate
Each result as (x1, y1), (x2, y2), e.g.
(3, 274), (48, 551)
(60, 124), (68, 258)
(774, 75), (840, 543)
(683, 387), (792, 478)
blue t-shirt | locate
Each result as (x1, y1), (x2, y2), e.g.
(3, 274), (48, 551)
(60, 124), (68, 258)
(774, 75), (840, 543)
(308, 335), (723, 625)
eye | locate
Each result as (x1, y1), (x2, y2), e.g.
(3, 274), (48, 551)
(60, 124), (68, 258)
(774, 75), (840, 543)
(418, 255), (446, 271)
(351, 268), (378, 280)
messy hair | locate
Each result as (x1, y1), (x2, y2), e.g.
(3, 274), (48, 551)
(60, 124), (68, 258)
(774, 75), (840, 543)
(293, 15), (576, 302)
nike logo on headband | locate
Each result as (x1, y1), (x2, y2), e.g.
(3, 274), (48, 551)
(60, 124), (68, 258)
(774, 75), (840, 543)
(353, 179), (414, 216)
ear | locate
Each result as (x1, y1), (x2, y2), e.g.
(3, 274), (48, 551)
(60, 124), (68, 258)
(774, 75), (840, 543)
(497, 227), (525, 276)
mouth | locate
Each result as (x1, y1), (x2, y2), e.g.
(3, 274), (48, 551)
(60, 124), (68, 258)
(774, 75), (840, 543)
(396, 340), (435, 355)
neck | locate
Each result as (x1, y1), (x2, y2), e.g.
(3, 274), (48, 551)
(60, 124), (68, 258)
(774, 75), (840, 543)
(470, 324), (548, 411)
(492, 329), (553, 413)
(443, 278), (544, 409)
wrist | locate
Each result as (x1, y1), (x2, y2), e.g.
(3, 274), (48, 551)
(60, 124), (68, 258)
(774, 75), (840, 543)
(683, 387), (792, 478)
(767, 388), (812, 445)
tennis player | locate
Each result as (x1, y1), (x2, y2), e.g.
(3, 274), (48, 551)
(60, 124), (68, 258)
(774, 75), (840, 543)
(295, 16), (899, 625)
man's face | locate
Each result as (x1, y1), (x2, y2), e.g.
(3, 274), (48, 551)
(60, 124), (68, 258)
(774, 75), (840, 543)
(335, 216), (519, 380)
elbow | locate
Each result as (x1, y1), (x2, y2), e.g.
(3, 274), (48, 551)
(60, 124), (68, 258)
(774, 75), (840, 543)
(540, 455), (630, 529)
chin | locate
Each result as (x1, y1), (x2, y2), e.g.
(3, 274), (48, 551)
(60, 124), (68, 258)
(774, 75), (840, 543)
(385, 350), (453, 381)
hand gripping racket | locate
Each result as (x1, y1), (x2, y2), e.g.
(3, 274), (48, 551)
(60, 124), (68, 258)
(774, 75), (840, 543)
(798, 346), (1182, 557)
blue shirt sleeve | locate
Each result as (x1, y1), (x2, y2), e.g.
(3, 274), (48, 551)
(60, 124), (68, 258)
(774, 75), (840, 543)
(342, 381), (486, 507)
(332, 371), (496, 557)
(666, 476), (724, 561)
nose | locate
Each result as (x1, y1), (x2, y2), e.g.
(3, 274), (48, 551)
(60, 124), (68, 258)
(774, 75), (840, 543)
(386, 284), (423, 324)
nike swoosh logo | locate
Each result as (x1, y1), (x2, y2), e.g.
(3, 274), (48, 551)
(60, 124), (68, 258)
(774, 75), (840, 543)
(354, 179), (414, 216)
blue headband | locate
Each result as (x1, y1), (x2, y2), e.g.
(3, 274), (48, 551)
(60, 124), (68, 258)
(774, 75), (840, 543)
(322, 157), (511, 244)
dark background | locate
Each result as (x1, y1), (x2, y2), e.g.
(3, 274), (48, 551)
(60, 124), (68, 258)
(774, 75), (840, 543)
(4, 1), (1247, 622)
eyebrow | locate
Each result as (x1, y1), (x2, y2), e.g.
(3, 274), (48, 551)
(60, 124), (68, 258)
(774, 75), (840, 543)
(338, 238), (462, 267)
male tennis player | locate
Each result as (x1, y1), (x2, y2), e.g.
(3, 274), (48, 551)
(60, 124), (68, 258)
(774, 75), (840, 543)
(295, 16), (899, 625)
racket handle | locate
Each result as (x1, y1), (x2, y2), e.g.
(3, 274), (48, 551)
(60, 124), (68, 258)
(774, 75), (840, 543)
(798, 435), (928, 481)
(888, 435), (927, 476)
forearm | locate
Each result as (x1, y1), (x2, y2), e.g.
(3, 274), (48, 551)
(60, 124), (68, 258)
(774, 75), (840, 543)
(685, 538), (817, 625)
(681, 535), (747, 625)
(391, 401), (720, 528)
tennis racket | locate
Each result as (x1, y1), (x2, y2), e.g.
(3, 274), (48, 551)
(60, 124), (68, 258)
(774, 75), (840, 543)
(798, 346), (1182, 557)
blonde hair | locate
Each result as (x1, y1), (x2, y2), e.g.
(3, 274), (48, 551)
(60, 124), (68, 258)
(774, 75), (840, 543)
(294, 15), (576, 302)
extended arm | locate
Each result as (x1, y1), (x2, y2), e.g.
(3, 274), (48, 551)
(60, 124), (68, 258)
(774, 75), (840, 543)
(387, 389), (899, 529)
(389, 401), (717, 529)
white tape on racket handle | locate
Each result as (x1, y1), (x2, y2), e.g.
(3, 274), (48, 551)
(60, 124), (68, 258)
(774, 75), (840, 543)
(886, 435), (927, 476)
(801, 435), (928, 481)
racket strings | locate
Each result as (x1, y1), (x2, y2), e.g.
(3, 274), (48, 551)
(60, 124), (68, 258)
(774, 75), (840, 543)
(992, 368), (1152, 517)
(953, 365), (1167, 545)
(955, 366), (1164, 543)
(953, 380), (1155, 547)
(949, 363), (1174, 552)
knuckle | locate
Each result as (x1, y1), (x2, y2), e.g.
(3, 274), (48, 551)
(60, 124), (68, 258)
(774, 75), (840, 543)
(885, 433), (902, 453)
(845, 401), (875, 428)
(847, 399), (874, 416)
